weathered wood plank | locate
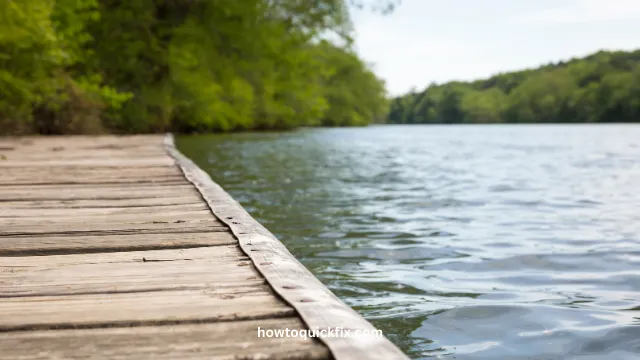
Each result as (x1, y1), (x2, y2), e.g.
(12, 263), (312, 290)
(2, 153), (169, 162)
(165, 134), (409, 360)
(0, 166), (179, 178)
(0, 267), (263, 298)
(0, 135), (165, 153)
(0, 197), (206, 210)
(1, 147), (164, 155)
(0, 318), (330, 360)
(0, 287), (294, 331)
(3, 134), (158, 142)
(0, 247), (261, 297)
(0, 183), (196, 194)
(1, 216), (223, 233)
(0, 168), (178, 177)
(0, 220), (226, 237)
(0, 182), (193, 189)
(0, 203), (209, 218)
(1, 211), (216, 226)
(0, 178), (187, 186)
(3, 147), (166, 156)
(0, 244), (245, 266)
(0, 231), (236, 256)
(0, 159), (175, 167)
(0, 165), (183, 186)
(0, 184), (200, 201)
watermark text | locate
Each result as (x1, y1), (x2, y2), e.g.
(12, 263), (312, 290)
(257, 326), (383, 340)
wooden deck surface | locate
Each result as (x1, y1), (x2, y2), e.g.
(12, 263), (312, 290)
(0, 135), (408, 360)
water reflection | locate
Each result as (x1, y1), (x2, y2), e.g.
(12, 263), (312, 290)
(178, 124), (640, 359)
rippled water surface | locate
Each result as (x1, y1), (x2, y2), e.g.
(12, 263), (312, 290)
(178, 125), (640, 359)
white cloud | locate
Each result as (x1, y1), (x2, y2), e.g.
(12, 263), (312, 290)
(519, 0), (640, 24)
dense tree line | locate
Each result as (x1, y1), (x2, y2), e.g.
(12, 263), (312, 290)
(0, 0), (391, 134)
(388, 50), (640, 124)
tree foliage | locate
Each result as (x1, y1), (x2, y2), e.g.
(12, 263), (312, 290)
(388, 50), (640, 124)
(0, 0), (389, 134)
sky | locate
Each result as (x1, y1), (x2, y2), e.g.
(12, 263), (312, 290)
(351, 0), (640, 96)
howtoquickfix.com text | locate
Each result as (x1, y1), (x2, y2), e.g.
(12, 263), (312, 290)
(257, 326), (383, 340)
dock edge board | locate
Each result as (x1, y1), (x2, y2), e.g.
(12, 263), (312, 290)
(164, 134), (409, 360)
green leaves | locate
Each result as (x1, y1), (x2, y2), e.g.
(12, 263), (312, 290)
(1, 0), (392, 134)
(318, 42), (388, 126)
(0, 0), (133, 134)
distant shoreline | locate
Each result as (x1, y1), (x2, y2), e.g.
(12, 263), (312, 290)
(388, 49), (640, 125)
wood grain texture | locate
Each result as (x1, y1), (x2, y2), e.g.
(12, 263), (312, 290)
(0, 244), (246, 267)
(1, 210), (216, 225)
(0, 217), (225, 236)
(0, 222), (227, 237)
(0, 203), (209, 218)
(0, 136), (171, 168)
(0, 135), (166, 152)
(0, 287), (294, 332)
(2, 148), (167, 158)
(165, 134), (409, 360)
(0, 166), (184, 185)
(0, 159), (175, 167)
(0, 184), (200, 201)
(0, 231), (237, 256)
(0, 247), (261, 297)
(0, 318), (330, 360)
(0, 197), (204, 210)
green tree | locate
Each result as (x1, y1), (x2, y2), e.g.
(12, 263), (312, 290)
(460, 88), (506, 123)
(505, 69), (577, 123)
(319, 42), (388, 126)
(0, 0), (395, 135)
(387, 49), (640, 124)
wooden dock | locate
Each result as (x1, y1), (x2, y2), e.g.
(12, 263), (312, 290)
(0, 135), (407, 359)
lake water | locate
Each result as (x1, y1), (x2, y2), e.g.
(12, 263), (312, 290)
(178, 124), (640, 359)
